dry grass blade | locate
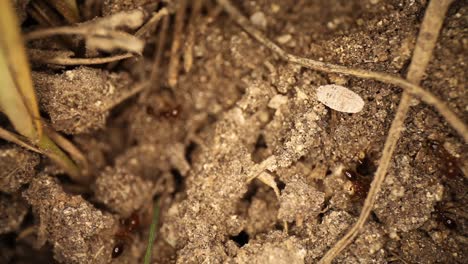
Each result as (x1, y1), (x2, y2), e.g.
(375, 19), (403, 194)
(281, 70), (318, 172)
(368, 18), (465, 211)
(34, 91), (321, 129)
(0, 0), (82, 181)
(25, 9), (146, 54)
(135, 8), (169, 38)
(46, 0), (81, 23)
(25, 26), (144, 54)
(0, 0), (42, 140)
(184, 0), (203, 72)
(151, 15), (170, 84)
(30, 52), (135, 65)
(0, 127), (42, 153)
(0, 126), (82, 182)
(37, 133), (82, 182)
(0, 52), (36, 140)
(44, 125), (90, 178)
(168, 0), (188, 87)
(318, 0), (455, 263)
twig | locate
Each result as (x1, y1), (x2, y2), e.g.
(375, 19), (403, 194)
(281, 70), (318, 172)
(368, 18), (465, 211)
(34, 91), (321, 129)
(103, 81), (151, 111)
(151, 15), (170, 83)
(168, 0), (187, 87)
(24, 26), (87, 41)
(135, 8), (169, 38)
(43, 125), (90, 178)
(0, 126), (81, 182)
(0, 127), (42, 153)
(215, 0), (467, 142)
(30, 53), (135, 65)
(318, 0), (454, 263)
(183, 0), (203, 72)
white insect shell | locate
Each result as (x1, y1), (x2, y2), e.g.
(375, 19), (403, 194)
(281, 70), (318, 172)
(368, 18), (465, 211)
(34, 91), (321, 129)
(316, 84), (365, 113)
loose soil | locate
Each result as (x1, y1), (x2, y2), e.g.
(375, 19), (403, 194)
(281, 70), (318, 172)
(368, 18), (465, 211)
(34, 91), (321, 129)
(1, 0), (466, 263)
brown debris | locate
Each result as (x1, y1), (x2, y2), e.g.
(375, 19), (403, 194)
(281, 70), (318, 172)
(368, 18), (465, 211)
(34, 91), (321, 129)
(0, 145), (40, 193)
(23, 175), (116, 264)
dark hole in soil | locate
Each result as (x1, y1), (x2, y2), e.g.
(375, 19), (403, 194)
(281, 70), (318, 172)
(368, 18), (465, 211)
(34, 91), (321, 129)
(0, 232), (16, 248)
(230, 230), (249, 247)
(356, 155), (377, 177)
(398, 59), (412, 76)
(252, 134), (268, 162)
(171, 168), (185, 194)
(317, 212), (325, 222)
(371, 211), (382, 224)
(277, 180), (286, 191)
(255, 134), (267, 149)
(242, 183), (259, 203)
(185, 141), (198, 165)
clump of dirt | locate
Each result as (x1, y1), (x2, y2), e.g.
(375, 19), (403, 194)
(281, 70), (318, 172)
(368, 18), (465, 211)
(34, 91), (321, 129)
(234, 231), (306, 264)
(33, 67), (133, 134)
(1, 0), (466, 263)
(0, 145), (39, 194)
(23, 175), (116, 264)
(278, 175), (324, 225)
(93, 166), (155, 217)
(0, 194), (29, 235)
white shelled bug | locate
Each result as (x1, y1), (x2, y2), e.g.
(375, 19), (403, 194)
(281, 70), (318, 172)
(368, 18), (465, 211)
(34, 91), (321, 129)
(316, 84), (365, 113)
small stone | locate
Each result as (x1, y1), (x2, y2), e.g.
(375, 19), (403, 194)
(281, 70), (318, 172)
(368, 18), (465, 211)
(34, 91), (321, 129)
(268, 94), (288, 109)
(250, 12), (267, 29)
(276, 34), (292, 44)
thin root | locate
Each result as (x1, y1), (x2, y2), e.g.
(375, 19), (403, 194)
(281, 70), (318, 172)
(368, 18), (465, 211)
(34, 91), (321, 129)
(30, 53), (135, 65)
(183, 0), (203, 72)
(168, 0), (187, 87)
(150, 15), (170, 84)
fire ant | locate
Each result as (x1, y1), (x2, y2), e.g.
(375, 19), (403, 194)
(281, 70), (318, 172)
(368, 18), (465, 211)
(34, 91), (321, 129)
(146, 104), (181, 120)
(111, 211), (140, 258)
(343, 151), (377, 201)
(430, 141), (463, 180)
(432, 203), (462, 231)
(427, 141), (467, 202)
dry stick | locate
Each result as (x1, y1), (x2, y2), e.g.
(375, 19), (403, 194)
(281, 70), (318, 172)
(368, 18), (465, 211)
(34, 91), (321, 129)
(151, 15), (170, 83)
(103, 81), (151, 111)
(43, 125), (90, 177)
(183, 0), (203, 72)
(135, 8), (169, 38)
(168, 0), (187, 87)
(319, 1), (454, 263)
(24, 26), (138, 43)
(106, 8), (169, 69)
(216, 0), (467, 142)
(31, 53), (135, 65)
(0, 127), (42, 153)
(24, 24), (144, 65)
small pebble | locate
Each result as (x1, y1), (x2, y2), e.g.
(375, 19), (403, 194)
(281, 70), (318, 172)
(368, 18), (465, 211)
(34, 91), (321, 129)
(250, 12), (267, 28)
(276, 34), (292, 44)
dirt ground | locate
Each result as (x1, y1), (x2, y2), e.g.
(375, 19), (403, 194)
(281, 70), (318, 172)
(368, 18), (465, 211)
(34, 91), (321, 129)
(1, 0), (467, 263)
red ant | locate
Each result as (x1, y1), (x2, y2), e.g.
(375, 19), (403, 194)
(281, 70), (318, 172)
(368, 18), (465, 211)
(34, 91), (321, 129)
(112, 212), (140, 258)
(146, 104), (181, 120)
(432, 203), (460, 230)
(343, 151), (377, 201)
(431, 142), (463, 180)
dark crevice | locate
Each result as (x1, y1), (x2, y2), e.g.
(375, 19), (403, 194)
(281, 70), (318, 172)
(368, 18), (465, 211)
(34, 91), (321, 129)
(171, 168), (185, 194)
(184, 141), (198, 165)
(230, 230), (249, 247)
